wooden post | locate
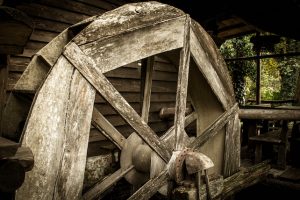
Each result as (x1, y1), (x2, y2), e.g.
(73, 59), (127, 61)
(277, 120), (288, 169)
(255, 37), (261, 105)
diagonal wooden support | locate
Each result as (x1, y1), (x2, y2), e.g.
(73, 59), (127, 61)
(64, 42), (171, 162)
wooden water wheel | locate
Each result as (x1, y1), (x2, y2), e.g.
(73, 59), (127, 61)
(2, 2), (240, 199)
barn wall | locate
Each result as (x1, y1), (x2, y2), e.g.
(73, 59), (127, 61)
(6, 0), (183, 153)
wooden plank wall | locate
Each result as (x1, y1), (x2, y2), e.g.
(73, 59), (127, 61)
(7, 0), (183, 153)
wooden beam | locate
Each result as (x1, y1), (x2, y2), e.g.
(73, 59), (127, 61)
(175, 15), (191, 150)
(74, 1), (185, 45)
(64, 42), (171, 162)
(140, 56), (154, 123)
(222, 160), (270, 199)
(82, 165), (134, 200)
(78, 16), (186, 74)
(92, 108), (126, 150)
(225, 52), (300, 61)
(128, 169), (169, 200)
(256, 42), (261, 105)
(190, 28), (230, 110)
(159, 106), (193, 119)
(239, 108), (300, 120)
(189, 103), (239, 150)
(16, 56), (96, 200)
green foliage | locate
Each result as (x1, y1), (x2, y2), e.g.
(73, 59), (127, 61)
(220, 34), (300, 104)
(220, 35), (256, 104)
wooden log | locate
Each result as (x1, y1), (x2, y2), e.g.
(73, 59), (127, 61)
(239, 108), (300, 120)
(159, 106), (193, 119)
(128, 169), (169, 200)
(222, 160), (271, 199)
(189, 103), (239, 150)
(64, 42), (171, 162)
(78, 16), (186, 74)
(174, 15), (191, 150)
(16, 56), (96, 200)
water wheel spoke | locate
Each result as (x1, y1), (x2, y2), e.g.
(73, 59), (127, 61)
(82, 165), (134, 200)
(128, 169), (169, 200)
(161, 111), (197, 141)
(64, 42), (171, 162)
(140, 56), (154, 123)
(174, 16), (191, 150)
(188, 103), (239, 150)
(92, 108), (126, 150)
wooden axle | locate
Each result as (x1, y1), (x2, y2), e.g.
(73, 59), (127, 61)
(239, 108), (300, 120)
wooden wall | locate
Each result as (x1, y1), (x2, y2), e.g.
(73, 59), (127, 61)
(6, 0), (185, 154)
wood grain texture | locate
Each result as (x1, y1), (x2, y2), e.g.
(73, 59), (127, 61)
(140, 57), (154, 123)
(191, 20), (235, 105)
(189, 103), (239, 150)
(74, 1), (185, 45)
(16, 56), (96, 200)
(223, 113), (240, 178)
(92, 108), (126, 149)
(190, 28), (230, 110)
(174, 15), (190, 150)
(78, 16), (185, 74)
(128, 169), (169, 200)
(239, 108), (300, 120)
(64, 42), (171, 162)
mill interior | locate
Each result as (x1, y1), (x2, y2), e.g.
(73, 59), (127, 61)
(0, 0), (299, 200)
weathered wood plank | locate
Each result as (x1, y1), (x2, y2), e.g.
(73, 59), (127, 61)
(78, 16), (185, 74)
(239, 108), (300, 120)
(191, 20), (235, 104)
(8, 146), (34, 171)
(14, 29), (70, 92)
(140, 57), (154, 123)
(53, 69), (95, 199)
(92, 108), (126, 149)
(189, 103), (239, 150)
(64, 42), (171, 162)
(190, 28), (230, 110)
(222, 160), (271, 199)
(223, 113), (241, 178)
(33, 18), (69, 33)
(16, 56), (96, 200)
(74, 1), (185, 45)
(75, 0), (118, 11)
(82, 165), (134, 200)
(175, 15), (190, 150)
(128, 169), (169, 200)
